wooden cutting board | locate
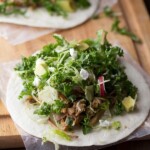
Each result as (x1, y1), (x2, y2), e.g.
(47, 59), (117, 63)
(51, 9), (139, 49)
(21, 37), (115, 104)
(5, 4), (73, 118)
(0, 0), (150, 149)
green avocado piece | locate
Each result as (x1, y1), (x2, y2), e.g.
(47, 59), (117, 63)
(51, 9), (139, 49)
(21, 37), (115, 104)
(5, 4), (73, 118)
(56, 0), (76, 12)
(122, 96), (135, 112)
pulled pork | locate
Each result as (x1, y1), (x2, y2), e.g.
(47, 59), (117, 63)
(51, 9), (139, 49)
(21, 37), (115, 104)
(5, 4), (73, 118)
(53, 97), (106, 131)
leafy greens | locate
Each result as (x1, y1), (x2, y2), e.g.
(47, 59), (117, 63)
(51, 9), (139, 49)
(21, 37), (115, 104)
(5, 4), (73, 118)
(0, 0), (90, 17)
(15, 30), (137, 135)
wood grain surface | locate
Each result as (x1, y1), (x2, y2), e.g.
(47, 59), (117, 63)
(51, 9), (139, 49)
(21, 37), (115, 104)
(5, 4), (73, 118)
(120, 0), (150, 75)
(0, 0), (150, 149)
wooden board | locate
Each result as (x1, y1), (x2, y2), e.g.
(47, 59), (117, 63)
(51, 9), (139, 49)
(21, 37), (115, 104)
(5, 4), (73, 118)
(0, 0), (150, 149)
(119, 0), (150, 74)
(0, 101), (24, 149)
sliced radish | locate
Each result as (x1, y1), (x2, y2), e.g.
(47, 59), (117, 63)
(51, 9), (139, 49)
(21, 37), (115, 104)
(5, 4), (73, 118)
(98, 76), (106, 96)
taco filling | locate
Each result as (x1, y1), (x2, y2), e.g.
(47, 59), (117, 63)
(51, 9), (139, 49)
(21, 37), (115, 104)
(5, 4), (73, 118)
(14, 30), (138, 139)
(0, 0), (90, 17)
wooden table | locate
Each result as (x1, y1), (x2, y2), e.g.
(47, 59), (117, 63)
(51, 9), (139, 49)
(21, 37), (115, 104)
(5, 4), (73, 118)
(0, 0), (150, 149)
(12, 140), (150, 150)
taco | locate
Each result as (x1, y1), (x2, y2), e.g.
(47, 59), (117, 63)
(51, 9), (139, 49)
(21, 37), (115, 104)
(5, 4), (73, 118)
(0, 0), (99, 28)
(6, 30), (150, 146)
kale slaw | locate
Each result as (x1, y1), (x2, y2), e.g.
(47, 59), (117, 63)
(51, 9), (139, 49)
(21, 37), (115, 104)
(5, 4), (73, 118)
(0, 0), (90, 17)
(14, 30), (137, 138)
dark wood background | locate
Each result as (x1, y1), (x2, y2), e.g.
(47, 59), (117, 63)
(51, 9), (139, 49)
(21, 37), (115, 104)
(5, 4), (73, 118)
(2, 140), (150, 150)
(144, 0), (150, 14)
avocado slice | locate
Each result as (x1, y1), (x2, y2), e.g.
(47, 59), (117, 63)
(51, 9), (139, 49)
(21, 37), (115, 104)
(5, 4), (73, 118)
(77, 42), (89, 51)
(56, 0), (76, 12)
(122, 96), (136, 112)
(34, 59), (48, 76)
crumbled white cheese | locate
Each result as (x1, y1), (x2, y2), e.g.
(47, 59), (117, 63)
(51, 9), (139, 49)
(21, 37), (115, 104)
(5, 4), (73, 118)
(80, 69), (89, 80)
(36, 59), (45, 66)
(33, 77), (40, 87)
(99, 120), (111, 128)
(34, 59), (47, 76)
(49, 67), (55, 72)
(69, 48), (77, 59)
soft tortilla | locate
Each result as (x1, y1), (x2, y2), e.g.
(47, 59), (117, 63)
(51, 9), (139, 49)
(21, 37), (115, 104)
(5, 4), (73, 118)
(6, 60), (150, 146)
(0, 0), (99, 28)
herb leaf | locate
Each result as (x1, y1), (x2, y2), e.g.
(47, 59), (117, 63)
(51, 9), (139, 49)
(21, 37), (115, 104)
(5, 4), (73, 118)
(103, 6), (116, 18)
(34, 100), (65, 116)
(103, 6), (141, 43)
(81, 116), (92, 135)
(51, 100), (65, 114)
(112, 18), (141, 43)
(112, 121), (121, 130)
(53, 129), (71, 141)
(0, 0), (90, 17)
(76, 0), (91, 9)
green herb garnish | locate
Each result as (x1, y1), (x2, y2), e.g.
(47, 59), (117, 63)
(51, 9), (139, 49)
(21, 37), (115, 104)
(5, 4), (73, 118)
(112, 121), (121, 130)
(53, 129), (71, 141)
(0, 0), (90, 17)
(112, 18), (141, 43)
(15, 30), (138, 135)
(81, 116), (92, 135)
(103, 6), (117, 18)
(100, 101), (110, 111)
(103, 6), (141, 43)
(34, 100), (65, 116)
(76, 0), (91, 9)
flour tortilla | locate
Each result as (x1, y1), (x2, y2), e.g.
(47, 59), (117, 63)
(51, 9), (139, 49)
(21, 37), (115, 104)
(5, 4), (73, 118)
(6, 60), (150, 146)
(0, 0), (99, 28)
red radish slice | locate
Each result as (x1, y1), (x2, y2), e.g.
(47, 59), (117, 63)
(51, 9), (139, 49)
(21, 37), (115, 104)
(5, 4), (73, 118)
(98, 76), (106, 96)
